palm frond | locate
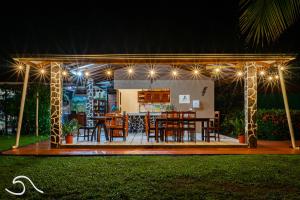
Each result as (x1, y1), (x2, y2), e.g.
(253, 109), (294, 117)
(239, 0), (300, 46)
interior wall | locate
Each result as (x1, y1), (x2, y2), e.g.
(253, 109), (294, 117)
(114, 65), (215, 118)
(115, 80), (214, 118)
(118, 89), (140, 113)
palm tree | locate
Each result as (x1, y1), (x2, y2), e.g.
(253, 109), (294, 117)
(240, 0), (300, 46)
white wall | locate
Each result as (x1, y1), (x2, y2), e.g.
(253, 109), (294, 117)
(118, 89), (140, 113)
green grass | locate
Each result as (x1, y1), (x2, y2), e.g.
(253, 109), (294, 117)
(0, 155), (300, 199)
(0, 135), (48, 151)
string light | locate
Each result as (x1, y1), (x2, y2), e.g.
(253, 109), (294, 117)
(128, 68), (133, 74)
(17, 65), (24, 71)
(149, 69), (156, 77)
(77, 71), (82, 77)
(62, 71), (68, 76)
(236, 71), (243, 77)
(193, 69), (199, 75)
(214, 68), (221, 73)
(275, 75), (279, 80)
(84, 71), (90, 77)
(172, 70), (178, 76)
(106, 70), (112, 76)
(259, 70), (266, 76)
(280, 66), (285, 71)
(268, 76), (273, 81)
(40, 69), (45, 74)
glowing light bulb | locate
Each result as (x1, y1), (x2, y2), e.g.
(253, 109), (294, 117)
(84, 72), (90, 77)
(40, 69), (45, 74)
(280, 66), (285, 71)
(62, 71), (67, 76)
(215, 68), (220, 73)
(77, 71), (82, 76)
(259, 71), (265, 76)
(149, 70), (155, 77)
(275, 75), (279, 80)
(172, 70), (178, 76)
(268, 76), (273, 81)
(193, 69), (199, 75)
(106, 70), (112, 76)
(236, 71), (243, 77)
(128, 68), (133, 74)
(17, 65), (24, 70)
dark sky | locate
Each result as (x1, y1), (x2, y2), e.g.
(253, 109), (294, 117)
(0, 1), (300, 58)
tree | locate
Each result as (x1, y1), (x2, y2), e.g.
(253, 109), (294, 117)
(240, 0), (300, 46)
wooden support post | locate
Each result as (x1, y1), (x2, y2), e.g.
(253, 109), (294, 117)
(278, 65), (298, 149)
(13, 64), (30, 148)
(36, 91), (39, 136)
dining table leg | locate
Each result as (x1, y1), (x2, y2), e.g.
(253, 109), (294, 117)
(97, 123), (101, 142)
(155, 120), (158, 143)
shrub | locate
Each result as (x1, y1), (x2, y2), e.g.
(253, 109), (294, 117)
(222, 109), (300, 140)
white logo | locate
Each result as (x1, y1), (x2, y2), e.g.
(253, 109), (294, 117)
(5, 175), (44, 196)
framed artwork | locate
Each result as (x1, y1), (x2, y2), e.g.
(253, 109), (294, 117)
(179, 95), (190, 104)
(192, 100), (200, 108)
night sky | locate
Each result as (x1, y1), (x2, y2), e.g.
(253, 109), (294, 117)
(1, 1), (300, 58)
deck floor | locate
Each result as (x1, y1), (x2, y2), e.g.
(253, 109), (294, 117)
(2, 140), (300, 155)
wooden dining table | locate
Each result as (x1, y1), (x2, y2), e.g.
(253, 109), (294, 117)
(154, 117), (211, 143)
(89, 116), (112, 142)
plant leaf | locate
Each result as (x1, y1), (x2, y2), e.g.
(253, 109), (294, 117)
(239, 0), (300, 46)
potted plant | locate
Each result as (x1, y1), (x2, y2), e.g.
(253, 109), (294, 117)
(229, 117), (245, 143)
(62, 119), (79, 144)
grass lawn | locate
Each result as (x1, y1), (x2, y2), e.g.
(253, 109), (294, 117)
(0, 155), (300, 199)
(0, 135), (48, 152)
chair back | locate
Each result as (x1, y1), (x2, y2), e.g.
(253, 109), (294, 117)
(180, 111), (196, 129)
(209, 111), (220, 129)
(144, 112), (150, 134)
(165, 111), (180, 128)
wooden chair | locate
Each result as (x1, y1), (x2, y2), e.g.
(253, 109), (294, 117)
(77, 126), (96, 142)
(164, 111), (181, 142)
(108, 114), (129, 142)
(180, 111), (196, 143)
(204, 111), (220, 141)
(144, 112), (156, 142)
(144, 112), (165, 142)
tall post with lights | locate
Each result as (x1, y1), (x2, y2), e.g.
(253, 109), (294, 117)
(50, 62), (63, 148)
(278, 65), (297, 149)
(86, 78), (94, 127)
(244, 62), (258, 148)
(13, 64), (30, 148)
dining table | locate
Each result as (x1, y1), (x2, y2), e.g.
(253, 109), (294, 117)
(89, 116), (112, 142)
(154, 117), (211, 143)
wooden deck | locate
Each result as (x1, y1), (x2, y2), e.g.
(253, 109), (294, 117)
(1, 140), (300, 155)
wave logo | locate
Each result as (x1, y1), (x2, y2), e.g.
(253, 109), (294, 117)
(5, 176), (44, 196)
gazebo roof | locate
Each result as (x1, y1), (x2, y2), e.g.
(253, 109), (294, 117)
(13, 53), (296, 64)
(10, 53), (297, 83)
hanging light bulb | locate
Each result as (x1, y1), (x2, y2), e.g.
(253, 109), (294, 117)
(17, 65), (24, 70)
(149, 69), (155, 77)
(106, 70), (112, 76)
(259, 70), (266, 76)
(172, 70), (178, 77)
(62, 70), (68, 76)
(40, 69), (45, 74)
(128, 68), (133, 74)
(236, 71), (243, 77)
(268, 76), (273, 81)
